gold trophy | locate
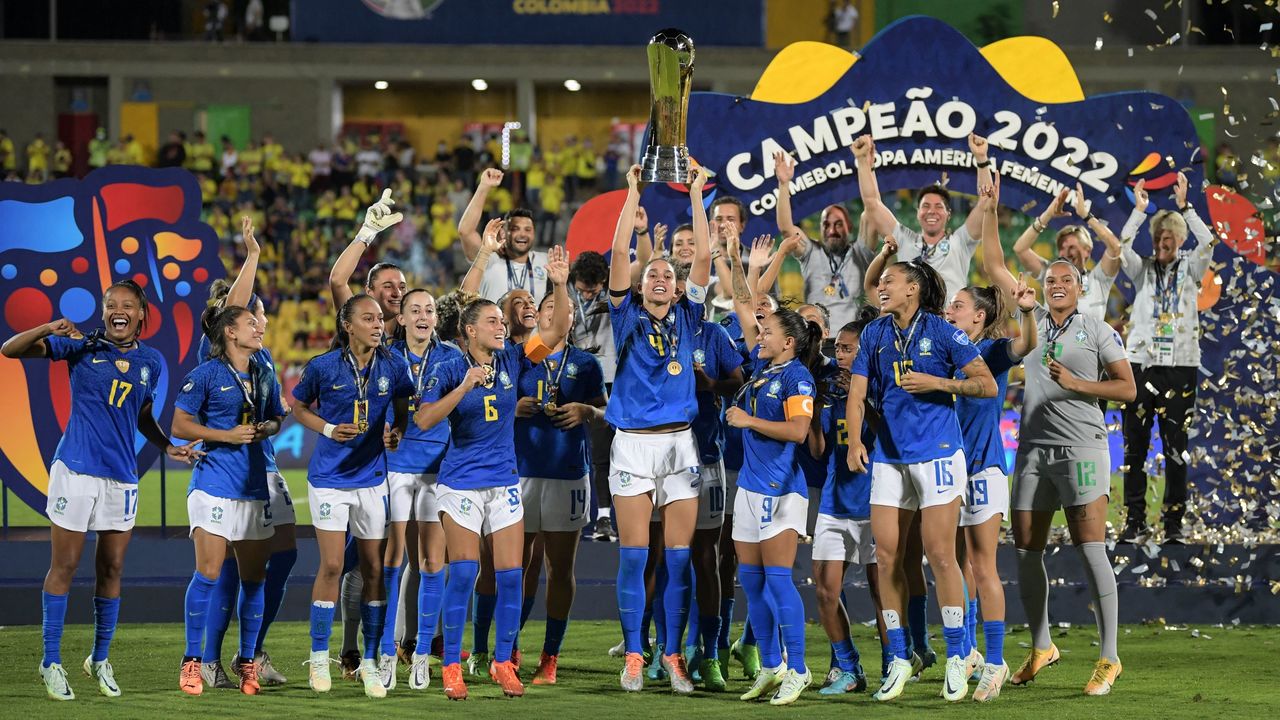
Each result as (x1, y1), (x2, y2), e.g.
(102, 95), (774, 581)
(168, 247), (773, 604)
(640, 28), (695, 184)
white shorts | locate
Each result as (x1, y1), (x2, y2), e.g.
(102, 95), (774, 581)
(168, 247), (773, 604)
(266, 471), (296, 526)
(812, 514), (875, 564)
(960, 466), (1010, 528)
(521, 476), (590, 533)
(731, 488), (808, 544)
(696, 461), (727, 531)
(45, 460), (138, 533)
(187, 489), (274, 542)
(870, 449), (968, 512)
(609, 428), (701, 508)
(309, 483), (389, 540)
(388, 471), (440, 523)
(436, 484), (524, 536)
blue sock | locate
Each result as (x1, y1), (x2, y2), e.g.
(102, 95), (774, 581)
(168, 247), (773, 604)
(716, 597), (734, 649)
(91, 596), (120, 662)
(653, 562), (668, 649)
(663, 547), (692, 654)
(310, 601), (336, 652)
(699, 615), (721, 660)
(764, 566), (806, 674)
(883, 609), (908, 661)
(42, 591), (68, 667)
(983, 620), (1006, 666)
(907, 594), (931, 656)
(361, 601), (387, 660)
(833, 638), (857, 672)
(472, 592), (497, 654)
(737, 564), (780, 667)
(379, 565), (403, 656)
(415, 568), (446, 652)
(616, 546), (647, 654)
(941, 605), (965, 659)
(184, 572), (217, 658)
(203, 557), (238, 662)
(443, 560), (479, 665)
(493, 568), (523, 663)
(967, 598), (980, 656)
(237, 580), (265, 660)
(742, 618), (757, 646)
(256, 548), (297, 653)
(544, 616), (568, 656)
(520, 596), (536, 630)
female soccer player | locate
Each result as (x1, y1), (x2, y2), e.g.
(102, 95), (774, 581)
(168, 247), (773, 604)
(414, 246), (571, 700)
(807, 308), (882, 697)
(980, 179), (1137, 697)
(292, 294), (413, 699)
(723, 242), (821, 706)
(173, 305), (287, 696)
(845, 259), (998, 703)
(607, 164), (712, 694)
(383, 288), (463, 691)
(514, 285), (608, 685)
(2, 280), (199, 701)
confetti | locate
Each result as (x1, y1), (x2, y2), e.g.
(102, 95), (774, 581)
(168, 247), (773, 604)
(1095, 37), (1104, 50)
(1052, 0), (1060, 18)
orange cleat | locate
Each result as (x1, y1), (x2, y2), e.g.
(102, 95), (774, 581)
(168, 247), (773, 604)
(490, 660), (526, 697)
(1011, 644), (1060, 685)
(1083, 659), (1122, 696)
(621, 652), (645, 692)
(532, 652), (559, 685)
(180, 658), (203, 696)
(442, 662), (468, 700)
(238, 659), (260, 696)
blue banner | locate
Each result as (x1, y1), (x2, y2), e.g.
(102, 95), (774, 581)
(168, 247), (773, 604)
(291, 0), (763, 46)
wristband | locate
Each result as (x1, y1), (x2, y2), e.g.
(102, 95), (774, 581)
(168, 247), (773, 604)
(1179, 205), (1193, 215)
(636, 229), (649, 236)
(976, 158), (993, 169)
(1084, 213), (1097, 224)
(323, 423), (336, 439)
(1032, 218), (1046, 233)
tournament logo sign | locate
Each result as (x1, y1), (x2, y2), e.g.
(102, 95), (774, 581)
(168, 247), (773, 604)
(0, 167), (222, 515)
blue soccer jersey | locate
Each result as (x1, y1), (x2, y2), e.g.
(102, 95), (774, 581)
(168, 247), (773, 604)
(823, 378), (875, 520)
(175, 359), (286, 501)
(515, 346), (606, 480)
(46, 336), (163, 483)
(717, 312), (752, 473)
(606, 292), (703, 430)
(735, 352), (817, 497)
(851, 312), (979, 464)
(956, 337), (1018, 476)
(197, 335), (281, 473)
(796, 358), (838, 492)
(422, 338), (548, 490)
(292, 348), (414, 489)
(691, 321), (744, 465)
(387, 339), (463, 475)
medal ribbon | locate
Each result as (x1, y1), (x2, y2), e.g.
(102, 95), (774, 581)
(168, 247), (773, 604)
(646, 310), (679, 360)
(506, 257), (532, 293)
(225, 360), (258, 422)
(1152, 259), (1181, 319)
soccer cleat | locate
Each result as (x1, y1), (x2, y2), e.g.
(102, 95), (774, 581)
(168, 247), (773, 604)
(769, 667), (812, 706)
(396, 640), (414, 666)
(511, 648), (522, 672)
(662, 653), (695, 695)
(818, 665), (867, 695)
(906, 651), (924, 683)
(940, 655), (969, 702)
(465, 651), (490, 677)
(822, 667), (842, 687)
(699, 656), (727, 691)
(442, 662), (468, 700)
(340, 649), (361, 679)
(408, 652), (432, 690)
(1117, 520), (1146, 544)
(592, 516), (618, 542)
(179, 658), (203, 696)
(739, 666), (783, 701)
(378, 653), (397, 690)
(201, 660), (235, 689)
(255, 651), (286, 686)
(1084, 659), (1122, 696)
(873, 657), (912, 702)
(238, 659), (260, 696)
(607, 638), (626, 657)
(532, 652), (559, 685)
(83, 656), (121, 697)
(965, 649), (985, 681)
(731, 639), (762, 679)
(490, 659), (525, 697)
(620, 652), (645, 692)
(41, 662), (76, 701)
(306, 651), (333, 693)
(716, 645), (732, 680)
(360, 658), (386, 698)
(1010, 644), (1060, 686)
(646, 644), (667, 681)
(972, 661), (1009, 702)
(686, 644), (703, 683)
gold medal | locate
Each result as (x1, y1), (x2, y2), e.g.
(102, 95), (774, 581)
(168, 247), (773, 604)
(483, 364), (496, 388)
(668, 360), (682, 375)
(353, 399), (369, 433)
(823, 284), (836, 296)
(543, 402), (558, 415)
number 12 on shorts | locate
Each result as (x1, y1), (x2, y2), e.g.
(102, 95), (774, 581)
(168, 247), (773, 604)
(934, 459), (954, 489)
(1075, 461), (1097, 489)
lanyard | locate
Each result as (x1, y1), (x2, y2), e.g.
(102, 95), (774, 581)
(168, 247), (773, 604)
(1044, 310), (1079, 348)
(345, 349), (377, 403)
(1152, 259), (1181, 318)
(544, 349), (570, 404)
(821, 247), (850, 298)
(646, 309), (679, 359)
(506, 257), (532, 293)
(919, 238), (940, 262)
(403, 339), (433, 401)
(224, 360), (257, 417)
(891, 310), (924, 363)
(735, 359), (791, 412)
(465, 350), (496, 388)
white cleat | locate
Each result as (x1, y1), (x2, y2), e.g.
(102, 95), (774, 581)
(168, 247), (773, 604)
(255, 651), (287, 685)
(972, 662), (1009, 702)
(941, 655), (969, 702)
(201, 660), (236, 689)
(360, 658), (387, 698)
(607, 639), (626, 657)
(965, 649), (985, 681)
(408, 652), (432, 690)
(306, 651), (333, 693)
(83, 656), (121, 697)
(873, 657), (912, 702)
(378, 653), (397, 690)
(40, 662), (75, 701)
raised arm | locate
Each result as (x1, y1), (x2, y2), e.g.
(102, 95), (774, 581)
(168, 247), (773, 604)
(851, 135), (898, 238)
(688, 167), (711, 289)
(979, 173), (1018, 297)
(726, 233), (758, 349)
(752, 233), (795, 295)
(461, 217), (505, 295)
(773, 150), (805, 254)
(539, 246), (573, 350)
(1, 318), (76, 358)
(964, 133), (994, 239)
(864, 235), (897, 299)
(1068, 181), (1123, 277)
(1012, 188), (1068, 278)
(226, 215), (261, 308)
(330, 188), (403, 309)
(629, 207), (653, 287)
(609, 165), (644, 305)
(1008, 278), (1040, 359)
(458, 168), (503, 262)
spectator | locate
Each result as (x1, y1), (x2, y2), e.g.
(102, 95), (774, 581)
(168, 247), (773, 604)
(244, 0), (265, 40)
(220, 136), (238, 177)
(53, 141), (72, 178)
(356, 136), (382, 179)
(189, 130), (216, 175)
(124, 134), (144, 165)
(204, 1), (228, 41)
(832, 0), (859, 49)
(158, 131), (186, 168)
(26, 132), (50, 177)
(308, 142), (333, 192)
(453, 134), (476, 187)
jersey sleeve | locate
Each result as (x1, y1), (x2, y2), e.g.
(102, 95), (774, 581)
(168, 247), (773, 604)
(608, 290), (639, 338)
(850, 325), (875, 378)
(1094, 318), (1128, 366)
(44, 335), (80, 361)
(982, 337), (1019, 376)
(943, 324), (981, 369)
(174, 366), (207, 416)
(710, 325), (740, 379)
(581, 355), (607, 400)
(783, 369), (817, 420)
(421, 359), (460, 403)
(292, 358), (321, 405)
